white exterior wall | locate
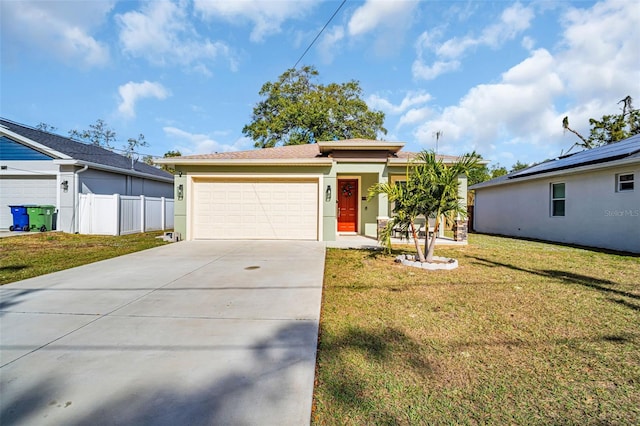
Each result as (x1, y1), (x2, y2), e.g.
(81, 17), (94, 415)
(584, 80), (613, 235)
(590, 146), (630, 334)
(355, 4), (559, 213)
(474, 163), (640, 253)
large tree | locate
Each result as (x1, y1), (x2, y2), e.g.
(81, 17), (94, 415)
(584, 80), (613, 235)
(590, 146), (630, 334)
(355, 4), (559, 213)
(563, 95), (640, 151)
(243, 65), (387, 148)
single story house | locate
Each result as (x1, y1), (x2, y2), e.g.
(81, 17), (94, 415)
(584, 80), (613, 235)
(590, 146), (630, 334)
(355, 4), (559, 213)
(0, 118), (174, 233)
(155, 139), (470, 242)
(470, 135), (640, 253)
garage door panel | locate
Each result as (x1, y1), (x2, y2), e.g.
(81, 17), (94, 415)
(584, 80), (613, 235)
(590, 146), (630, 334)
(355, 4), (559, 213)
(0, 177), (56, 229)
(193, 180), (318, 240)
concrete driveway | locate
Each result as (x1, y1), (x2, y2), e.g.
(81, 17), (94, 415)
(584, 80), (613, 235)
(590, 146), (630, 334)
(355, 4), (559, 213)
(0, 240), (325, 425)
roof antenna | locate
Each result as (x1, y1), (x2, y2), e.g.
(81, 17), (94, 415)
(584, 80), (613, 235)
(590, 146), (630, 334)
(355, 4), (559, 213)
(433, 130), (443, 154)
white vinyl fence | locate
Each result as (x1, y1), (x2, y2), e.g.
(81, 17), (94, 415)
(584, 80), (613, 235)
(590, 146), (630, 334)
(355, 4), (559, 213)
(78, 194), (174, 235)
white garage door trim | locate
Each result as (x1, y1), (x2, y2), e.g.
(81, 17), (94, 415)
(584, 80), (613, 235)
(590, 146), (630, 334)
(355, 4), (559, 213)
(190, 176), (321, 241)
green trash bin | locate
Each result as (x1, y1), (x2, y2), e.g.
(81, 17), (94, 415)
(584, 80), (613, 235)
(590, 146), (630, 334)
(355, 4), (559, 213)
(27, 205), (56, 232)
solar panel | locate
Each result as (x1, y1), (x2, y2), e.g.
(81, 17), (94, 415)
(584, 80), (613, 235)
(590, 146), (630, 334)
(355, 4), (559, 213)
(509, 134), (640, 179)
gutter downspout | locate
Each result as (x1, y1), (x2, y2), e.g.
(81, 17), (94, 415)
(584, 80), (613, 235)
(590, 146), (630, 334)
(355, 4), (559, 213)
(73, 165), (89, 233)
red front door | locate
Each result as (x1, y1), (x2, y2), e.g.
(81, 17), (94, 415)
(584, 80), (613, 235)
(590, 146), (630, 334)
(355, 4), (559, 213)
(337, 179), (358, 232)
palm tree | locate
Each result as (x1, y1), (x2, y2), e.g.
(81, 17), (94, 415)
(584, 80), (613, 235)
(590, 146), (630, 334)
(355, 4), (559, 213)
(368, 180), (427, 261)
(369, 150), (481, 263)
(413, 151), (481, 262)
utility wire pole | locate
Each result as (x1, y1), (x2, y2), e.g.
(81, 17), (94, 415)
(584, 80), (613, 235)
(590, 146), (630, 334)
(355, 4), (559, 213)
(433, 130), (443, 154)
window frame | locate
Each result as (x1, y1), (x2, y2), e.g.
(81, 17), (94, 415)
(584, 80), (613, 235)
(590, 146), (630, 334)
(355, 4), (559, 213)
(616, 172), (635, 192)
(550, 182), (566, 217)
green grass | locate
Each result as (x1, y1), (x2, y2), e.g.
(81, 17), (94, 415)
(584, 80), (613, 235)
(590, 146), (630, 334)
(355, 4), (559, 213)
(0, 231), (169, 285)
(313, 234), (640, 425)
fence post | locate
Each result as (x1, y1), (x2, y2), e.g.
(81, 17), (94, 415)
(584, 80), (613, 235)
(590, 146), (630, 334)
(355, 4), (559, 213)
(140, 195), (145, 233)
(161, 197), (166, 231)
(114, 194), (121, 236)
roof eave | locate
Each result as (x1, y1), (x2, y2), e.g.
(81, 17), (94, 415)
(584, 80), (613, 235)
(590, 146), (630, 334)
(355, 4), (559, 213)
(317, 140), (405, 153)
(53, 159), (174, 183)
(154, 158), (334, 167)
(387, 157), (490, 166)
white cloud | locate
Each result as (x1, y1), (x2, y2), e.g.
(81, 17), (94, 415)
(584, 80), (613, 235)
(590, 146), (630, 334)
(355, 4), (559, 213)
(317, 25), (345, 64)
(413, 49), (564, 155)
(194, 0), (319, 42)
(368, 91), (434, 129)
(398, 107), (433, 128)
(117, 81), (170, 119)
(117, 1), (236, 73)
(413, 2), (534, 80)
(345, 0), (419, 58)
(556, 0), (640, 100)
(410, 0), (640, 163)
(163, 127), (252, 154)
(0, 0), (112, 67)
(521, 36), (536, 51)
(367, 91), (432, 115)
(481, 2), (534, 47)
(316, 0), (419, 64)
(348, 0), (419, 37)
(412, 59), (460, 81)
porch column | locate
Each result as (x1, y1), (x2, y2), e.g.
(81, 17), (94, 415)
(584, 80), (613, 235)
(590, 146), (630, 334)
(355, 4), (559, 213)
(455, 174), (468, 241)
(376, 170), (389, 239)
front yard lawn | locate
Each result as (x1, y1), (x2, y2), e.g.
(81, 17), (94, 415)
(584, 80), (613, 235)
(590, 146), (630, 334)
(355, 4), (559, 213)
(0, 232), (169, 285)
(313, 234), (640, 424)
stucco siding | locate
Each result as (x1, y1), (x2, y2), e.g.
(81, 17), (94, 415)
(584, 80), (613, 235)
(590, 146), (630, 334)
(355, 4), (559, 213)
(474, 164), (640, 253)
(360, 174), (379, 238)
(78, 169), (172, 197)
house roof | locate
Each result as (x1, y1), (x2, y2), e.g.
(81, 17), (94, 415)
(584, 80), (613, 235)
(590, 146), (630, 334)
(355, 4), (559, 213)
(470, 134), (640, 190)
(155, 139), (464, 166)
(317, 139), (405, 153)
(0, 118), (173, 181)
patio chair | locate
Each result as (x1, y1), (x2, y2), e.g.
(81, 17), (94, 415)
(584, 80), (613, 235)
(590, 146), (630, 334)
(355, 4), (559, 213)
(427, 217), (436, 239)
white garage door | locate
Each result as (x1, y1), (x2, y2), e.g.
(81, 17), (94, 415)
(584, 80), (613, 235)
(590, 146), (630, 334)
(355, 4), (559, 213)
(192, 179), (319, 240)
(0, 176), (57, 229)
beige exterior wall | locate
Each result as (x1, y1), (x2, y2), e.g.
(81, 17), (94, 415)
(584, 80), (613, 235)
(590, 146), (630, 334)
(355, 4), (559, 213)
(173, 160), (472, 241)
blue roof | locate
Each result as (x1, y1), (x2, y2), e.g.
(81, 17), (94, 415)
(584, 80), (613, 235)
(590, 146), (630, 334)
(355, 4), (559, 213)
(1, 118), (173, 181)
(509, 135), (640, 179)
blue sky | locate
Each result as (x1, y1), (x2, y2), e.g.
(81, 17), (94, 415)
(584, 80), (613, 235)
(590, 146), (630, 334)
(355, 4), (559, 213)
(1, 0), (638, 168)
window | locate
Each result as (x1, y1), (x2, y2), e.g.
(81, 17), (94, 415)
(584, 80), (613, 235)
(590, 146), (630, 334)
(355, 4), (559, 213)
(617, 173), (634, 192)
(551, 183), (565, 217)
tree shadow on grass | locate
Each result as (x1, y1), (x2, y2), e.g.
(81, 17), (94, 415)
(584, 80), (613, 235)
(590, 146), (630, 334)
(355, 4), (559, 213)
(471, 256), (639, 302)
(0, 265), (28, 273)
(542, 269), (639, 300)
(315, 325), (436, 423)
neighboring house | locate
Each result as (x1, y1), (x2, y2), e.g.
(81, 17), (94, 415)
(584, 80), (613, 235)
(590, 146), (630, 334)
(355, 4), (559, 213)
(155, 139), (470, 242)
(0, 118), (174, 232)
(470, 135), (640, 253)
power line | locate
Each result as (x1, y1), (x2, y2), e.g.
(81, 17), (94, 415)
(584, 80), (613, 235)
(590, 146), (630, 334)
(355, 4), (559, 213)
(293, 0), (347, 69)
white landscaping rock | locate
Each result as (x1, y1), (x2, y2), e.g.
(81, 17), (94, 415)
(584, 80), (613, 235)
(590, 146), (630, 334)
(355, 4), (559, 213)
(395, 254), (459, 270)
